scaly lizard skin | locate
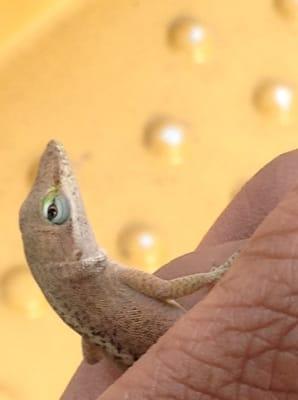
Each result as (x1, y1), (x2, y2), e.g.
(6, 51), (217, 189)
(19, 141), (238, 366)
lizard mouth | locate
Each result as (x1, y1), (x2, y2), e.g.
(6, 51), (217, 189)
(32, 140), (75, 192)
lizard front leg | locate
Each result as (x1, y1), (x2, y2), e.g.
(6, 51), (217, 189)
(82, 336), (103, 364)
(119, 251), (240, 301)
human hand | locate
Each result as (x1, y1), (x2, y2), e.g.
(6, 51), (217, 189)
(62, 150), (298, 400)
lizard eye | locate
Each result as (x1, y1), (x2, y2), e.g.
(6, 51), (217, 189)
(42, 192), (70, 224)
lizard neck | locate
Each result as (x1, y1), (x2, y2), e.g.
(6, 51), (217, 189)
(32, 255), (112, 338)
(29, 252), (108, 296)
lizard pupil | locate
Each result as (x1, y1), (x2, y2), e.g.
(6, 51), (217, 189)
(42, 191), (70, 224)
(47, 203), (58, 220)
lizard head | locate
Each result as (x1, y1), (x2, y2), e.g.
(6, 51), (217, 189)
(19, 140), (103, 272)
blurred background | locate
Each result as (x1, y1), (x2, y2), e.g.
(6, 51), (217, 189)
(1, 0), (298, 398)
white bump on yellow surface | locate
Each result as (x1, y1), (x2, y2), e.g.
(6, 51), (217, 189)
(144, 118), (187, 164)
(274, 0), (298, 18)
(117, 224), (164, 272)
(0, 266), (47, 318)
(168, 17), (211, 63)
(253, 80), (295, 123)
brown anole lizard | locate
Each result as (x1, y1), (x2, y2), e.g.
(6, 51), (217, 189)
(19, 140), (238, 367)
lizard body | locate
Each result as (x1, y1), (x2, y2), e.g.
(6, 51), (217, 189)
(19, 141), (237, 366)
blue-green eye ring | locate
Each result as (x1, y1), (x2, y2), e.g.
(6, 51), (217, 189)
(42, 190), (70, 225)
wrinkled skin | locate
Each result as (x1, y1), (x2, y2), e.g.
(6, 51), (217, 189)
(62, 150), (298, 400)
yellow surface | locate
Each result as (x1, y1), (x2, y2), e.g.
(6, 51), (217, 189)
(0, 1), (58, 44)
(1, 0), (298, 398)
(0, 0), (77, 56)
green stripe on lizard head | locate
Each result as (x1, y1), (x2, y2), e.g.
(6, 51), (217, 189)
(42, 187), (70, 225)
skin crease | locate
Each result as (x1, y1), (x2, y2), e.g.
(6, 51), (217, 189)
(62, 149), (298, 400)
